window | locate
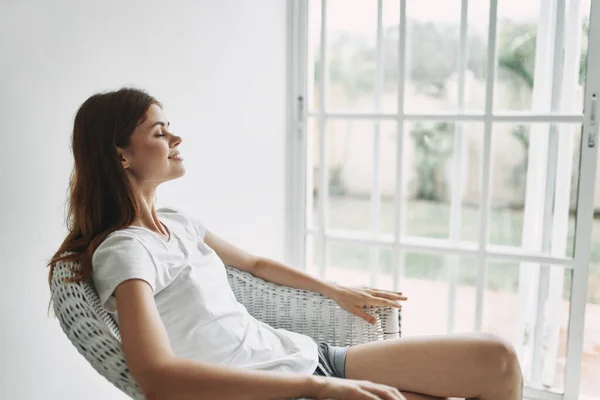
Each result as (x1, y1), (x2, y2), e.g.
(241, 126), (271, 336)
(287, 1), (599, 399)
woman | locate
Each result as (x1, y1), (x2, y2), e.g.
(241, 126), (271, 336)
(48, 87), (523, 400)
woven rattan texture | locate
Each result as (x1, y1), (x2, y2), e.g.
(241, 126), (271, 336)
(50, 253), (402, 399)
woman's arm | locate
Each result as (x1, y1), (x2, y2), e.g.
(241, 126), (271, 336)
(205, 230), (339, 298)
(115, 278), (324, 400)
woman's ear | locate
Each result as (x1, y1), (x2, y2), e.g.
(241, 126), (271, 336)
(117, 148), (129, 169)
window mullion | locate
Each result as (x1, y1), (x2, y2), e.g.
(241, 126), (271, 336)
(307, 111), (585, 123)
(544, 0), (585, 388)
(564, 0), (600, 395)
(476, 0), (499, 332)
(531, 0), (568, 387)
(392, 0), (408, 292)
(286, 0), (309, 270)
(516, 0), (557, 381)
(317, 0), (329, 280)
(369, 0), (384, 288)
(447, 0), (470, 334)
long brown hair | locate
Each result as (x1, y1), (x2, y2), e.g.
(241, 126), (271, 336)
(47, 87), (162, 310)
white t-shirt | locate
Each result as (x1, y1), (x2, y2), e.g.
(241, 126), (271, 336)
(91, 207), (318, 375)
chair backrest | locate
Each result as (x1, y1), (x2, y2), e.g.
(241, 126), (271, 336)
(50, 256), (146, 399)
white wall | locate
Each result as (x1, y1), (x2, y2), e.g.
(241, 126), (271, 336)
(0, 1), (288, 398)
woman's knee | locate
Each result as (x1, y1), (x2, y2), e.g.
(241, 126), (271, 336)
(476, 333), (523, 386)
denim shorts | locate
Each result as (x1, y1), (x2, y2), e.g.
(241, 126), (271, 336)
(312, 341), (349, 378)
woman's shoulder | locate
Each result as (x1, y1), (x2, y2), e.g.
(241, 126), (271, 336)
(102, 229), (144, 245)
(157, 206), (190, 225)
(156, 206), (183, 216)
(157, 206), (206, 239)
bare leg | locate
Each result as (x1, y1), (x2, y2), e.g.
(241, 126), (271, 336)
(345, 332), (523, 400)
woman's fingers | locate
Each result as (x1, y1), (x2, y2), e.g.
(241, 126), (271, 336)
(371, 291), (408, 301)
(363, 382), (405, 400)
(353, 307), (378, 325)
(356, 389), (382, 400)
(364, 295), (403, 309)
(364, 287), (404, 295)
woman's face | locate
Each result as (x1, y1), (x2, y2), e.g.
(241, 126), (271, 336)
(118, 104), (185, 185)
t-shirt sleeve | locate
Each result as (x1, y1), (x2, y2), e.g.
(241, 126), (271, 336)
(91, 234), (157, 313)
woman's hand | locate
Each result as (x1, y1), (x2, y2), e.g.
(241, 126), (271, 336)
(327, 285), (407, 325)
(314, 376), (406, 400)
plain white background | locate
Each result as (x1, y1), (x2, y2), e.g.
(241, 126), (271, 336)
(0, 0), (288, 398)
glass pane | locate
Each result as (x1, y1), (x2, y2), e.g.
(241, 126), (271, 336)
(402, 121), (482, 241)
(376, 1), (490, 113)
(493, 0), (590, 113)
(377, 121), (398, 235)
(577, 1), (592, 111)
(305, 234), (322, 278)
(397, 253), (478, 336)
(307, 118), (320, 229)
(494, 0), (541, 112)
(404, 0), (461, 113)
(316, 119), (396, 234)
(377, 247), (396, 291)
(327, 247), (481, 336)
(325, 0), (377, 111)
(489, 123), (582, 258)
(463, 0), (490, 113)
(380, 0), (400, 113)
(327, 120), (373, 232)
(452, 255), (478, 333)
(482, 261), (572, 393)
(325, 242), (382, 285)
(582, 158), (600, 397)
(308, 0), (323, 110)
(400, 252), (449, 336)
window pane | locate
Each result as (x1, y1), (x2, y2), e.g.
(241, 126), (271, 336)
(325, 242), (389, 285)
(325, 0), (377, 111)
(375, 1), (490, 113)
(464, 0), (490, 113)
(305, 234), (322, 278)
(580, 120), (600, 397)
(494, 0), (541, 112)
(327, 120), (395, 233)
(489, 123), (582, 258)
(404, 0), (461, 113)
(308, 0), (322, 110)
(451, 256), (478, 333)
(380, 0), (400, 113)
(493, 0), (589, 113)
(399, 253), (477, 336)
(402, 121), (483, 241)
(307, 117), (320, 229)
(400, 252), (449, 336)
(483, 261), (572, 393)
(577, 1), (592, 111)
(581, 269), (600, 396)
(325, 246), (478, 336)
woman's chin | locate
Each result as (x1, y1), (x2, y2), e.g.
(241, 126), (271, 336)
(166, 168), (186, 181)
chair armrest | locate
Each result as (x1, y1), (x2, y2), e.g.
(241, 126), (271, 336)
(225, 266), (402, 346)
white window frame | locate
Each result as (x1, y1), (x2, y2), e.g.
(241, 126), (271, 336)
(284, 1), (600, 399)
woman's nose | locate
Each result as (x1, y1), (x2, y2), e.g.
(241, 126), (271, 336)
(172, 134), (183, 146)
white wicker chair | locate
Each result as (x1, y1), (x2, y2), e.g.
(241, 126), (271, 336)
(50, 254), (402, 399)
